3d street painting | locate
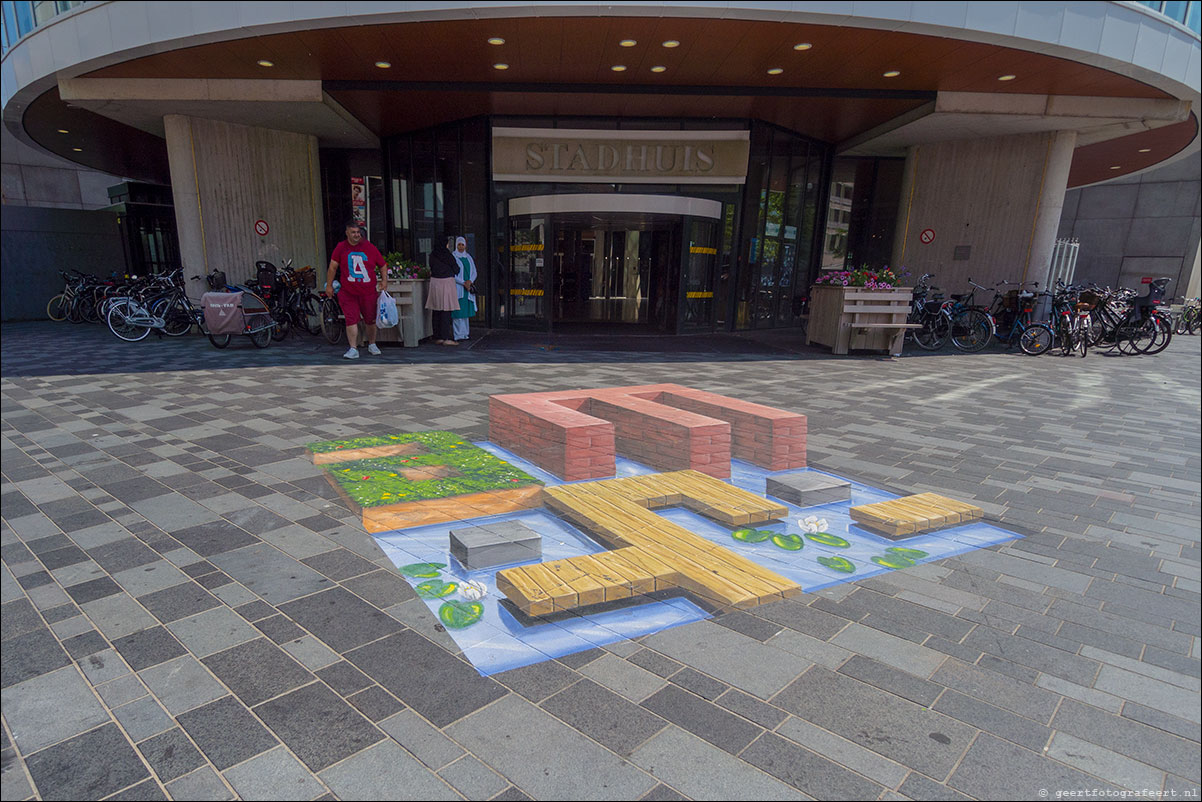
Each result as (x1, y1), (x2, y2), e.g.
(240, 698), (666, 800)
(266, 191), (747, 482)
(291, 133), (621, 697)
(308, 385), (1020, 676)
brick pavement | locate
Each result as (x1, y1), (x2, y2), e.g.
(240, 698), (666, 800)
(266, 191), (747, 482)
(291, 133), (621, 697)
(1, 321), (1199, 801)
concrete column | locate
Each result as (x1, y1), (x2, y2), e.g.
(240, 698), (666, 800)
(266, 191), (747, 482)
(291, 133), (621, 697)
(893, 130), (1078, 292)
(163, 115), (325, 297)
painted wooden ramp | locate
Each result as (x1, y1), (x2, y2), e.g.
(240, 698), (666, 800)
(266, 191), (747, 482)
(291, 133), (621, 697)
(495, 470), (800, 616)
(849, 492), (983, 538)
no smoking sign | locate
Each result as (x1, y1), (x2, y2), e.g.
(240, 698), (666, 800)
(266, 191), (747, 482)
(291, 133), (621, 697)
(254, 219), (270, 236)
(919, 228), (935, 245)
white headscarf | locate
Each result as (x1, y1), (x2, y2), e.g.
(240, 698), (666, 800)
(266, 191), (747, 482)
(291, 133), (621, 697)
(452, 236), (477, 287)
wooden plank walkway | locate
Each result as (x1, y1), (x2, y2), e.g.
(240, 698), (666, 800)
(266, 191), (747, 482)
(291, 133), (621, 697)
(496, 470), (799, 616)
(849, 492), (983, 538)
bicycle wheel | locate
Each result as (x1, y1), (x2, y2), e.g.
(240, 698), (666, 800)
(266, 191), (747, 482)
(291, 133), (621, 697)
(80, 295), (100, 324)
(300, 294), (323, 335)
(1076, 321), (1088, 357)
(321, 298), (344, 344)
(106, 301), (152, 342)
(1018, 323), (1053, 355)
(1141, 313), (1173, 355)
(208, 333), (231, 349)
(47, 294), (68, 321)
(249, 326), (272, 348)
(271, 310), (290, 341)
(152, 296), (193, 336)
(1115, 320), (1152, 355)
(912, 315), (948, 350)
(67, 297), (84, 324)
(950, 310), (993, 352)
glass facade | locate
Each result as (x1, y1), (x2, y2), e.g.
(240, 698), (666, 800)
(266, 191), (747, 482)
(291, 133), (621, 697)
(821, 157), (905, 273)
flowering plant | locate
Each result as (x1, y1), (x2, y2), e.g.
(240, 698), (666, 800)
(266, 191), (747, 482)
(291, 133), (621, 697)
(385, 254), (430, 281)
(813, 265), (909, 290)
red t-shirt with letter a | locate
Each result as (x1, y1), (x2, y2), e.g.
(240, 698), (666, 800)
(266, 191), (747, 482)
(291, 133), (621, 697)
(331, 240), (385, 295)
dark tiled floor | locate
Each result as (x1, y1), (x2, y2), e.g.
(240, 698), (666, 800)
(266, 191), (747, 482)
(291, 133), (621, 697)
(1, 321), (1199, 800)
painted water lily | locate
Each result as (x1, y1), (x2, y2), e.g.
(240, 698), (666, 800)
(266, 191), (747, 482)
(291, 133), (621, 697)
(459, 579), (488, 601)
(797, 515), (829, 534)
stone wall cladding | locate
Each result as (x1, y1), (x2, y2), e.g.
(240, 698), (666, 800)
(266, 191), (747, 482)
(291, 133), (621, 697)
(489, 384), (807, 480)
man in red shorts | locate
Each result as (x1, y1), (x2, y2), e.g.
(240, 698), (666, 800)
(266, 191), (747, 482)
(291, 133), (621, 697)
(325, 221), (386, 359)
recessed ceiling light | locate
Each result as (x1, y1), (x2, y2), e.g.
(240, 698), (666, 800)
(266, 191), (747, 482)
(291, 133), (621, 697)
(619, 39), (637, 47)
(257, 59), (274, 67)
(767, 67), (784, 75)
(1138, 148), (1152, 153)
(793, 42), (813, 50)
(57, 128), (69, 134)
(374, 61), (391, 69)
(651, 65), (667, 73)
(72, 147), (82, 152)
(883, 70), (901, 78)
(661, 40), (680, 48)
(493, 63), (509, 70)
(611, 65), (627, 72)
(998, 74), (1017, 81)
(1110, 165), (1122, 170)
(487, 37), (505, 45)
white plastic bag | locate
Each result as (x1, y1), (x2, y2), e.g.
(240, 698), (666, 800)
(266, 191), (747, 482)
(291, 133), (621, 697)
(377, 291), (399, 329)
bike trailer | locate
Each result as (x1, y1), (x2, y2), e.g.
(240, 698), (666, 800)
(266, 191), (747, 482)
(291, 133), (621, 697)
(201, 291), (274, 335)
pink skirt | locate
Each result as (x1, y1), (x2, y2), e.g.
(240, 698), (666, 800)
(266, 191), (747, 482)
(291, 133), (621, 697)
(425, 277), (460, 311)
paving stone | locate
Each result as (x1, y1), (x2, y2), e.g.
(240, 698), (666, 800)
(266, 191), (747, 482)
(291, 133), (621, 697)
(137, 729), (206, 783)
(0, 627), (71, 689)
(837, 655), (943, 707)
(139, 656), (227, 716)
(301, 548), (380, 581)
(112, 695), (176, 742)
(1046, 731), (1166, 793)
(493, 657), (580, 702)
(1094, 664), (1201, 724)
(630, 725), (804, 801)
(741, 731), (886, 800)
(712, 610), (784, 642)
(62, 629), (109, 659)
(438, 754), (510, 801)
(933, 690), (1051, 752)
(318, 740), (460, 801)
(96, 673), (149, 708)
(280, 634), (341, 671)
(1051, 699), (1201, 782)
(166, 605), (260, 657)
(949, 733), (1124, 800)
(222, 746), (328, 801)
(775, 714), (909, 789)
(278, 586), (404, 653)
(348, 685), (406, 722)
(668, 667), (728, 700)
(315, 660), (373, 696)
(627, 648), (684, 679)
(932, 658), (1061, 723)
(176, 695), (279, 771)
(23, 724), (150, 800)
(897, 772), (974, 801)
(539, 677), (667, 757)
(1119, 702), (1201, 742)
(254, 613), (306, 643)
(773, 665), (975, 781)
(345, 630), (507, 728)
(642, 621), (804, 700)
(578, 653), (669, 703)
(233, 600), (277, 622)
(830, 622), (946, 678)
(111, 560), (190, 597)
(342, 569), (418, 607)
(449, 694), (659, 801)
(201, 638), (314, 707)
(251, 682), (383, 772)
(86, 538), (160, 573)
(209, 543), (333, 605)
(111, 626), (187, 671)
(1, 665), (111, 754)
(169, 520), (257, 558)
(136, 582), (221, 625)
(165, 766), (234, 801)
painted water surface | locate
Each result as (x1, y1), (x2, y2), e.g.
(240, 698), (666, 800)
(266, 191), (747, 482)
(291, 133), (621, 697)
(374, 442), (1020, 676)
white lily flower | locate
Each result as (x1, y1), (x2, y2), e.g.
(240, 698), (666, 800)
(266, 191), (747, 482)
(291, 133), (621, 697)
(459, 580), (488, 601)
(798, 516), (828, 534)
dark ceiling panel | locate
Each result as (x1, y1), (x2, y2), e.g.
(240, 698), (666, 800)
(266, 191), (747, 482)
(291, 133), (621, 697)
(1067, 117), (1197, 188)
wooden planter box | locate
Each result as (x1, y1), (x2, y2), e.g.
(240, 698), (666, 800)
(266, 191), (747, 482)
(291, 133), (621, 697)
(806, 285), (914, 356)
(376, 278), (431, 347)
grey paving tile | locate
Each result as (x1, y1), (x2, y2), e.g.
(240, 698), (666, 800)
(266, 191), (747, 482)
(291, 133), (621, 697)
(627, 648), (684, 679)
(209, 543), (334, 605)
(1051, 699), (1201, 782)
(315, 660), (373, 696)
(97, 673), (149, 708)
(378, 707), (465, 769)
(23, 723), (150, 799)
(166, 605), (260, 658)
(641, 684), (759, 755)
(830, 622), (946, 677)
(742, 731), (886, 800)
(112, 695), (176, 742)
(136, 582), (221, 625)
(111, 626), (187, 671)
(837, 655), (943, 707)
(775, 715), (909, 789)
(1, 665), (111, 754)
(932, 658), (1061, 723)
(251, 682), (383, 772)
(949, 733), (1123, 800)
(932, 690), (1051, 752)
(1094, 665), (1201, 724)
(62, 629), (109, 659)
(139, 656), (227, 716)
(437, 754), (510, 801)
(1046, 732), (1166, 793)
(493, 658), (580, 702)
(579, 653), (670, 703)
(86, 538), (160, 573)
(253, 613), (306, 643)
(201, 638), (314, 706)
(630, 725), (803, 801)
(318, 740), (459, 801)
(540, 678), (668, 757)
(0, 627), (71, 689)
(773, 665), (975, 781)
(280, 634), (341, 671)
(342, 568), (418, 607)
(168, 520), (257, 558)
(668, 667), (728, 701)
(301, 548), (380, 581)
(1119, 702), (1201, 742)
(345, 629), (506, 728)
(137, 728), (206, 783)
(449, 694), (659, 801)
(897, 772), (974, 801)
(278, 586), (403, 653)
(222, 746), (328, 801)
(111, 559), (190, 598)
(81, 592), (158, 639)
(347, 685), (405, 722)
(177, 695), (279, 771)
(165, 766), (233, 801)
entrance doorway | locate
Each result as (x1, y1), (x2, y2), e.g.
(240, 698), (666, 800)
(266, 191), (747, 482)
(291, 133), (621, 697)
(505, 194), (722, 333)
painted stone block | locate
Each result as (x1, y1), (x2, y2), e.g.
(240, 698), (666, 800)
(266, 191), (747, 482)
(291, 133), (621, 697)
(450, 521), (543, 570)
(766, 472), (851, 507)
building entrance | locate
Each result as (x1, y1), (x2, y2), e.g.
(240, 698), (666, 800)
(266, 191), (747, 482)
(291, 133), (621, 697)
(505, 194), (722, 334)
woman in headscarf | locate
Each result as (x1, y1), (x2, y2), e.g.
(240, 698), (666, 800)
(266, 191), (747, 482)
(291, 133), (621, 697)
(451, 236), (478, 341)
(425, 236), (460, 346)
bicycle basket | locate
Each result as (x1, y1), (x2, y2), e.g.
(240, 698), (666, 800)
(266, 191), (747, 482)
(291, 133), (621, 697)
(1077, 290), (1101, 311)
(295, 266), (317, 289)
(206, 270), (227, 291)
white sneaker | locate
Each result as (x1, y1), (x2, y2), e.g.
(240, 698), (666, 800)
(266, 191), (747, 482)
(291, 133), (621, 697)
(367, 343), (381, 355)
(342, 347), (359, 359)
